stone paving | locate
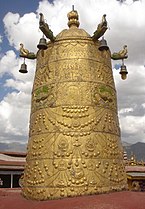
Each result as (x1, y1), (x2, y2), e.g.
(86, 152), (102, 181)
(0, 190), (145, 209)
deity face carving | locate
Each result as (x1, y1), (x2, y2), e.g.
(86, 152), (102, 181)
(58, 138), (69, 152)
(86, 138), (95, 152)
(66, 85), (81, 104)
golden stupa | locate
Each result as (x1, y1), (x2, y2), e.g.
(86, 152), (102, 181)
(21, 8), (127, 200)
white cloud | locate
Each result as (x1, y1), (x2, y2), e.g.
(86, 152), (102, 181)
(120, 115), (145, 143)
(0, 50), (34, 143)
(0, 92), (30, 142)
(120, 116), (141, 135)
(0, 0), (145, 144)
(119, 108), (133, 114)
(0, 50), (18, 76)
(0, 35), (2, 44)
(3, 12), (40, 52)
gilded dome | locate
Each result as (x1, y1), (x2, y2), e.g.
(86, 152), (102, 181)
(55, 28), (91, 41)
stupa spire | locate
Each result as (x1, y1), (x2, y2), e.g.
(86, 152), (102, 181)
(67, 6), (80, 28)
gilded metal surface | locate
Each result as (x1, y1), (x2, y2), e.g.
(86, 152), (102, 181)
(22, 10), (127, 200)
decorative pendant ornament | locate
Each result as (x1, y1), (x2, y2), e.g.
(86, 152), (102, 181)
(19, 59), (28, 74)
(98, 37), (109, 51)
(37, 36), (48, 50)
(120, 61), (128, 80)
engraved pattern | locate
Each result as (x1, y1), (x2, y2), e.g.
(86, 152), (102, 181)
(22, 26), (127, 200)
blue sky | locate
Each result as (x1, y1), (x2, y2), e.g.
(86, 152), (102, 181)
(0, 0), (145, 145)
(0, 1), (41, 101)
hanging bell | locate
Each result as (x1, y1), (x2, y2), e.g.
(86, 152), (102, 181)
(19, 63), (28, 74)
(98, 37), (109, 51)
(119, 64), (128, 80)
(37, 37), (48, 50)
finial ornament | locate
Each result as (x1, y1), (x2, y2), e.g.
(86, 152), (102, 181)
(67, 8), (80, 28)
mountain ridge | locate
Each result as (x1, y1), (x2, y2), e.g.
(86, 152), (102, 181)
(0, 141), (145, 161)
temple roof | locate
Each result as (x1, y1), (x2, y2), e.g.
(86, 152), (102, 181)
(0, 152), (25, 170)
(127, 172), (145, 177)
(126, 165), (145, 172)
(0, 153), (25, 162)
